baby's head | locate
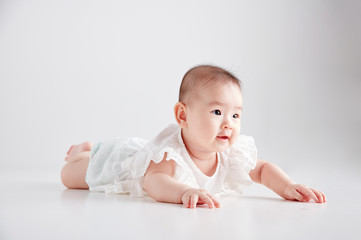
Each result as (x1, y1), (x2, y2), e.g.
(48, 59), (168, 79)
(178, 65), (242, 106)
(175, 65), (243, 154)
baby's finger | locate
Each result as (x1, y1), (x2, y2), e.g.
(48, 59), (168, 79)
(317, 190), (327, 203)
(321, 192), (327, 203)
(200, 194), (214, 208)
(182, 194), (190, 208)
(207, 193), (221, 208)
(311, 189), (324, 203)
(297, 186), (318, 202)
(291, 188), (304, 201)
(190, 194), (198, 209)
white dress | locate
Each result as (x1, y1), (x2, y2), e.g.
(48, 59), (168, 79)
(85, 124), (257, 197)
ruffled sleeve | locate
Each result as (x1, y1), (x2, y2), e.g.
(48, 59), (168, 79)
(222, 135), (258, 194)
(108, 124), (189, 197)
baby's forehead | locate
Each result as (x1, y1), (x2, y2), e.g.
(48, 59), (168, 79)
(195, 77), (241, 93)
(190, 80), (242, 103)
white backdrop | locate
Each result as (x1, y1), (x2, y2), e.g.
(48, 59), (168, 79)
(0, 0), (360, 176)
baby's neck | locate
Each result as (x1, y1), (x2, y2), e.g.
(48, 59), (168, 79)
(181, 130), (218, 176)
(192, 153), (218, 177)
(187, 149), (217, 162)
(185, 145), (218, 177)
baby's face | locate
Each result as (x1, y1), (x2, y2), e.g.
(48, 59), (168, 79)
(184, 81), (243, 153)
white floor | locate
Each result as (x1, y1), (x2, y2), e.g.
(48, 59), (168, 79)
(0, 165), (360, 240)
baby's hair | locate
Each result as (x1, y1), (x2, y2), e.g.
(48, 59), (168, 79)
(178, 64), (242, 103)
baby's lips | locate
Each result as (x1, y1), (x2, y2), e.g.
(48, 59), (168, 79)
(217, 136), (229, 139)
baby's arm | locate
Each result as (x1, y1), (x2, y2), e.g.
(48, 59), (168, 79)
(249, 160), (326, 203)
(143, 153), (220, 208)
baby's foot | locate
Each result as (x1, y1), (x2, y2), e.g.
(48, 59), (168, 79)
(66, 151), (91, 163)
(65, 142), (93, 161)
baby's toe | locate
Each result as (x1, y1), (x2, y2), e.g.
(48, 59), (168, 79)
(66, 145), (74, 155)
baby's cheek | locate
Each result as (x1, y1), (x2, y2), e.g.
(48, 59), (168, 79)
(203, 126), (216, 139)
(197, 120), (215, 135)
(230, 134), (239, 146)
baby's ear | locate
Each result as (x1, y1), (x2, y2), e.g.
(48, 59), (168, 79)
(174, 102), (187, 128)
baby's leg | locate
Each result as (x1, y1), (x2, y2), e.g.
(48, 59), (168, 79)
(61, 150), (90, 189)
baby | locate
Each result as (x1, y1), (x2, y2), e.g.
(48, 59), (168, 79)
(61, 65), (326, 208)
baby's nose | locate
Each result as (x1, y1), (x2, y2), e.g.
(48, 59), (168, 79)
(222, 119), (232, 130)
(223, 125), (232, 130)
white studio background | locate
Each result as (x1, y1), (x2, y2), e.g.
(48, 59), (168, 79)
(0, 0), (360, 178)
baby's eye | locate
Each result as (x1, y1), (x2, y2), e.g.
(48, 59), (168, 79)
(233, 113), (240, 119)
(212, 110), (221, 116)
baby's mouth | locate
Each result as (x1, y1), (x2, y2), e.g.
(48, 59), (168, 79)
(216, 136), (230, 141)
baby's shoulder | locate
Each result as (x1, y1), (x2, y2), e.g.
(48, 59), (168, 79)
(144, 152), (176, 177)
(146, 124), (181, 149)
(141, 124), (185, 164)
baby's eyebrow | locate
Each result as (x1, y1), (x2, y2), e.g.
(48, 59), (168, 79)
(208, 101), (243, 110)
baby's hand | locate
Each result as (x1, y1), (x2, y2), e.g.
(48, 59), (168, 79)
(284, 183), (326, 203)
(181, 189), (221, 209)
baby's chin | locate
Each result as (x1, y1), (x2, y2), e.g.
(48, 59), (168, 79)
(213, 142), (233, 152)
